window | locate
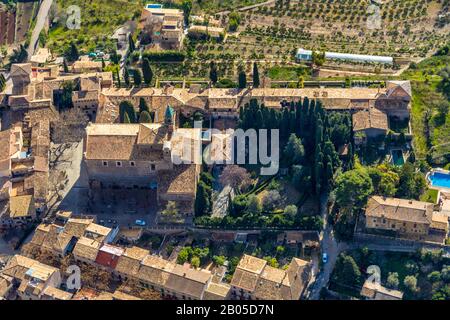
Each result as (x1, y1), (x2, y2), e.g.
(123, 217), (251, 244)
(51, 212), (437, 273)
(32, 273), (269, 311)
(130, 161), (136, 167)
(116, 161), (122, 167)
(102, 161), (108, 167)
(391, 224), (395, 228)
(151, 164), (156, 171)
(414, 223), (417, 228)
(382, 219), (386, 224)
(373, 219), (377, 223)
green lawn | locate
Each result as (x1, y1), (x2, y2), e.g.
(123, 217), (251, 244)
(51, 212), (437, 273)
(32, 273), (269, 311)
(420, 188), (439, 204)
(267, 65), (310, 81)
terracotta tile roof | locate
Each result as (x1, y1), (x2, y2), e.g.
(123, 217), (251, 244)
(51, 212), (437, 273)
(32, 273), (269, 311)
(30, 224), (51, 246)
(352, 108), (389, 132)
(230, 268), (260, 292)
(203, 282), (230, 300)
(63, 218), (93, 238)
(40, 224), (73, 253)
(85, 223), (112, 237)
(115, 246), (149, 276)
(10, 63), (32, 77)
(9, 195), (35, 218)
(137, 124), (167, 145)
(361, 280), (403, 300)
(0, 255), (36, 280)
(1, 255), (57, 282)
(231, 255), (311, 300)
(235, 254), (267, 274)
(430, 213), (449, 231)
(164, 264), (211, 299)
(365, 196), (434, 225)
(41, 286), (73, 300)
(73, 237), (101, 262)
(72, 90), (99, 101)
(157, 164), (198, 195)
(137, 255), (174, 288)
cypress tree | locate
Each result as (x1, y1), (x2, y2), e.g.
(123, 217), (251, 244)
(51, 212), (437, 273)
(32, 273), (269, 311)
(119, 101), (137, 123)
(195, 182), (211, 216)
(238, 69), (247, 89)
(139, 98), (150, 113)
(253, 62), (260, 88)
(128, 34), (135, 52)
(116, 69), (121, 87)
(63, 59), (69, 73)
(124, 68), (130, 87)
(68, 42), (79, 62)
(133, 69), (142, 86)
(142, 58), (153, 85)
(209, 61), (218, 84)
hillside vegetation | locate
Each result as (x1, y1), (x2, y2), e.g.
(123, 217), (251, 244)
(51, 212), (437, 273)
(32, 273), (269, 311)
(47, 0), (142, 54)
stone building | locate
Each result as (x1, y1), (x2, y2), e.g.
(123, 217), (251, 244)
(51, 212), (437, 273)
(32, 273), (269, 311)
(83, 107), (201, 214)
(230, 254), (312, 300)
(364, 196), (449, 243)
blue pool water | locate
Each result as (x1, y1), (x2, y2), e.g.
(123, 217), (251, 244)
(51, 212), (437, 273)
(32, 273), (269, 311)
(391, 149), (404, 166)
(429, 172), (450, 189)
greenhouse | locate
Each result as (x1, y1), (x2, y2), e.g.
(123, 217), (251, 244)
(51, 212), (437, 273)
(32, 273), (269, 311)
(296, 48), (394, 64)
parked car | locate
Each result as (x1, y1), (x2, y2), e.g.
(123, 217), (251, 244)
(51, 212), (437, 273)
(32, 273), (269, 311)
(135, 220), (146, 227)
(322, 253), (328, 264)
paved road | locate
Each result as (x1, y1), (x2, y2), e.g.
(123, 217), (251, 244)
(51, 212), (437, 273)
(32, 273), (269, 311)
(307, 195), (337, 299)
(27, 0), (53, 60)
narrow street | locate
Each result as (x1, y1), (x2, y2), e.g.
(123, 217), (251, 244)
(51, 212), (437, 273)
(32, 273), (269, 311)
(26, 0), (53, 60)
(308, 194), (347, 300)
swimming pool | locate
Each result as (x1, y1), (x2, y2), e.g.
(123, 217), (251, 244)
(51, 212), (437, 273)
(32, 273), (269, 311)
(429, 171), (450, 189)
(391, 149), (404, 166)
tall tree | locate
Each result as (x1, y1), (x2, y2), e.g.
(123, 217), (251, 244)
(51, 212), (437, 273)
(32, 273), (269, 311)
(194, 181), (211, 216)
(128, 34), (135, 53)
(209, 61), (218, 84)
(284, 133), (304, 166)
(123, 68), (130, 87)
(116, 69), (121, 87)
(253, 62), (260, 88)
(181, 0), (192, 26)
(142, 58), (153, 86)
(238, 67), (247, 89)
(63, 59), (69, 73)
(335, 168), (373, 210)
(119, 101), (137, 123)
(139, 98), (150, 114)
(133, 69), (142, 86)
(67, 42), (79, 62)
